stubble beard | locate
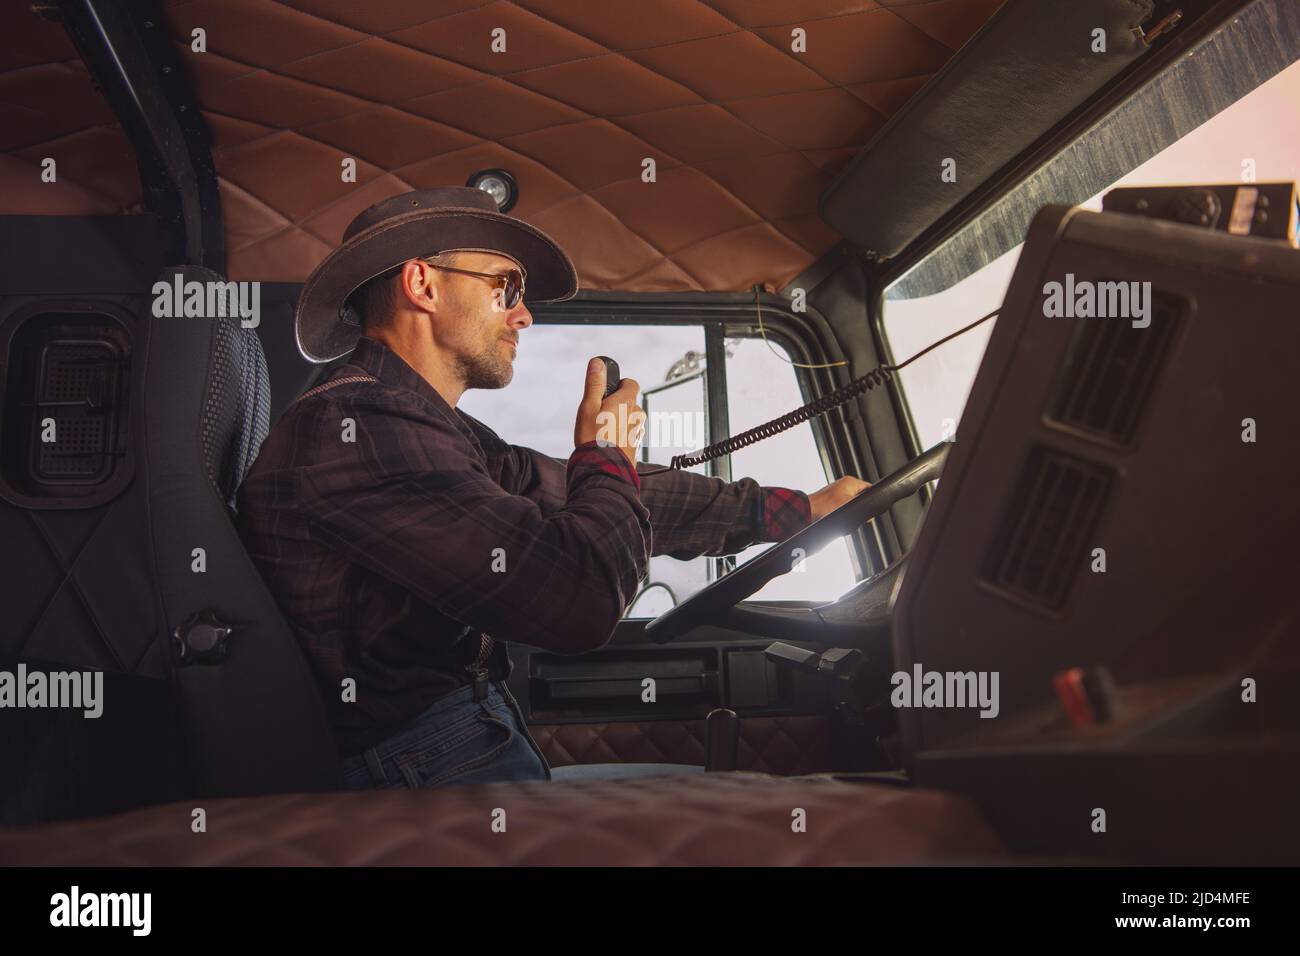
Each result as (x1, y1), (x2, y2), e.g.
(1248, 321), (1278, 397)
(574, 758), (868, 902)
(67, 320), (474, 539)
(456, 329), (514, 390)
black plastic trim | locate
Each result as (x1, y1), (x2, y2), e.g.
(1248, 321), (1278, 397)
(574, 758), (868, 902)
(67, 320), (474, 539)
(54, 0), (224, 271)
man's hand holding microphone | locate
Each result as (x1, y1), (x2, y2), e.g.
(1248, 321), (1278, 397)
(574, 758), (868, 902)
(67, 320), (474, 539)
(574, 354), (871, 522)
(574, 356), (644, 467)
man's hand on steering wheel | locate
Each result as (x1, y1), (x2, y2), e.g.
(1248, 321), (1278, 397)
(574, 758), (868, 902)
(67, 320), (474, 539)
(644, 444), (949, 643)
(808, 476), (872, 521)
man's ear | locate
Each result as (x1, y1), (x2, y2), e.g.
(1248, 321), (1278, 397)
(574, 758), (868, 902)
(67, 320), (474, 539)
(398, 259), (439, 313)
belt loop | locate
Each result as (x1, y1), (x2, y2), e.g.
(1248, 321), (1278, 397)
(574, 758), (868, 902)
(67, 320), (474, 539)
(364, 747), (389, 787)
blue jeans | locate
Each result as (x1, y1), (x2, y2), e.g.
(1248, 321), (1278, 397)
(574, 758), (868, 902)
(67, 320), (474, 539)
(341, 680), (551, 790)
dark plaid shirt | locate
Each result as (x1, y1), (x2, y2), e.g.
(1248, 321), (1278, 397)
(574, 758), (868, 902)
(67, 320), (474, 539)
(236, 337), (810, 756)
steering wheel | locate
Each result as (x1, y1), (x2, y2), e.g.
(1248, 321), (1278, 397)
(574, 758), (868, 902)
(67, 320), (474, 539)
(642, 443), (950, 644)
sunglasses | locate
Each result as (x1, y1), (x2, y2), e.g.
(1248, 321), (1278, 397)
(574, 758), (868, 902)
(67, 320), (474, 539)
(420, 256), (526, 310)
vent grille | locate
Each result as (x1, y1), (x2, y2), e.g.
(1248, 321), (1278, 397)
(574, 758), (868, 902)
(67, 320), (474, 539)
(982, 447), (1113, 611)
(32, 340), (120, 481)
(2, 311), (132, 507)
(1047, 287), (1183, 444)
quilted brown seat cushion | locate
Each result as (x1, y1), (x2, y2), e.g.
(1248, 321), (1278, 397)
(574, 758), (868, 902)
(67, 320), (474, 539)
(0, 772), (1005, 866)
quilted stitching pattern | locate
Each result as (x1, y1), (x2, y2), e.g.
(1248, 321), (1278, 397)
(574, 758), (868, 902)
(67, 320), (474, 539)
(0, 773), (1006, 865)
(2, 1), (1006, 290)
(531, 716), (834, 775)
(0, 9), (143, 215)
(0, 291), (165, 677)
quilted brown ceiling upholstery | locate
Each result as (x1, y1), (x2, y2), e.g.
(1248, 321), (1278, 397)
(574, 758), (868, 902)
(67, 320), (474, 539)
(3, 0), (1006, 291)
(0, 7), (143, 216)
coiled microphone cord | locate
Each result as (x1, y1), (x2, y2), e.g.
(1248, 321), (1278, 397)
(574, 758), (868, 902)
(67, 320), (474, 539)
(639, 308), (999, 475)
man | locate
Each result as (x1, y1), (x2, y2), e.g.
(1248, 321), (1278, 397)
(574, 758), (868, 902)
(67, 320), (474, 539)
(236, 186), (869, 789)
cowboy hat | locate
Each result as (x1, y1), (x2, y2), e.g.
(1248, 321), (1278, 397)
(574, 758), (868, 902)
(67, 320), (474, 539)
(294, 186), (578, 363)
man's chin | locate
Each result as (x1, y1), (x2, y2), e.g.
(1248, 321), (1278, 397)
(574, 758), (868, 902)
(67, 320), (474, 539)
(466, 367), (512, 390)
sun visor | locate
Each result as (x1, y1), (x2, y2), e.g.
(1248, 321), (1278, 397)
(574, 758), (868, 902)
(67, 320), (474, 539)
(818, 0), (1157, 260)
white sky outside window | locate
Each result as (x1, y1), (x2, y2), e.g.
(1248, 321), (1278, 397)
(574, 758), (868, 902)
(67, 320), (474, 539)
(458, 323), (704, 459)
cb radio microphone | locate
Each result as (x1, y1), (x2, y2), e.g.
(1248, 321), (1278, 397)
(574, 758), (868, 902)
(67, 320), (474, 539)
(597, 356), (621, 399)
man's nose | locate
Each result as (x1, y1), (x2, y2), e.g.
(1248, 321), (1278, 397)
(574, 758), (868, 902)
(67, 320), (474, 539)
(508, 305), (533, 330)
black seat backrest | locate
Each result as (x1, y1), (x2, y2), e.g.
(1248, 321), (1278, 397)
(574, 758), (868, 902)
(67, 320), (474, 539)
(0, 216), (341, 824)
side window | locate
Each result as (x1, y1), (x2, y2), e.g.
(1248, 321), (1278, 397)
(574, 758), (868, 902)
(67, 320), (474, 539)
(882, 248), (1013, 450)
(457, 322), (857, 619)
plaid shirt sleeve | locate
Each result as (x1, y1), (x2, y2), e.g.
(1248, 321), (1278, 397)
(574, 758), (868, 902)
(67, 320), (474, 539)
(634, 463), (811, 559)
(295, 390), (651, 654)
(483, 423), (812, 560)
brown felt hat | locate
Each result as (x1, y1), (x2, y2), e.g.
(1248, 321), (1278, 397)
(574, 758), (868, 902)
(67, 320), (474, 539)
(294, 186), (578, 363)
